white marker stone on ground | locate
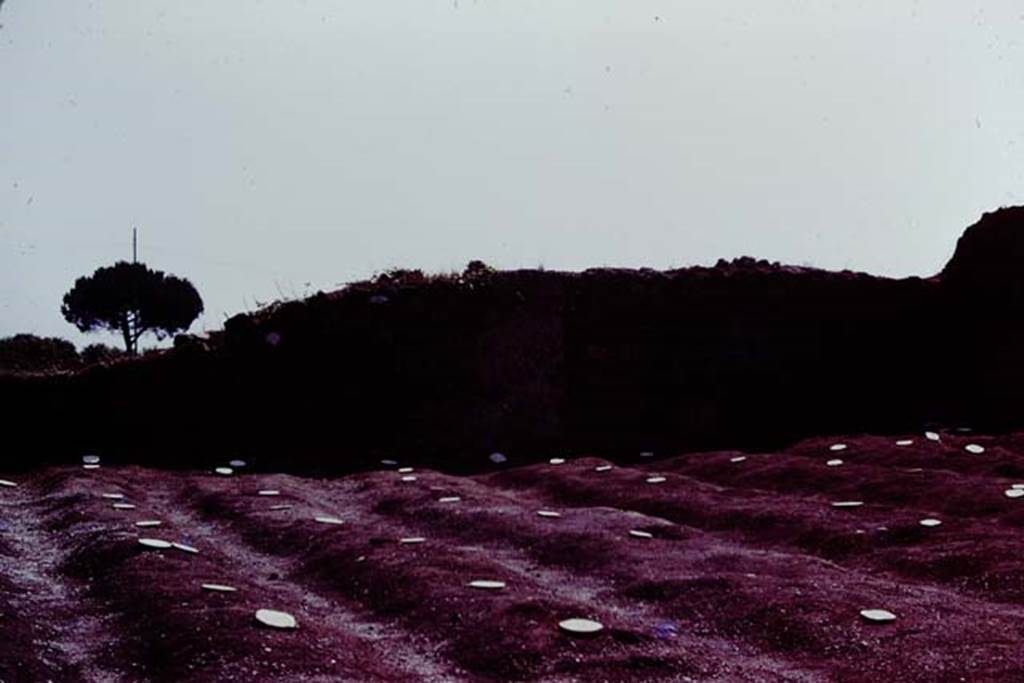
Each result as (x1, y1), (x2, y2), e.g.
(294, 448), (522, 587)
(594, 465), (613, 472)
(730, 456), (747, 463)
(255, 609), (297, 629)
(112, 503), (136, 510)
(202, 583), (238, 593)
(1012, 484), (1024, 490)
(398, 467), (414, 474)
(135, 520), (162, 528)
(438, 496), (461, 503)
(629, 530), (654, 539)
(257, 490), (280, 496)
(860, 609), (896, 623)
(215, 467), (233, 476)
(919, 518), (942, 528)
(172, 542), (199, 554)
(0, 479), (17, 488)
(101, 493), (124, 500)
(925, 431), (941, 442)
(82, 455), (101, 464)
(895, 440), (914, 446)
(830, 444), (848, 452)
(1005, 489), (1024, 499)
(549, 458), (566, 465)
(536, 510), (562, 518)
(269, 504), (293, 511)
(314, 516), (344, 525)
(965, 444), (985, 454)
(83, 464), (101, 470)
(558, 618), (604, 635)
(646, 476), (667, 484)
(138, 538), (172, 549)
(826, 459), (844, 467)
(467, 580), (506, 590)
(400, 475), (418, 482)
(399, 537), (426, 544)
(832, 501), (864, 508)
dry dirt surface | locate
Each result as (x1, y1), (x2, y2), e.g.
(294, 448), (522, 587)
(4, 432), (1024, 682)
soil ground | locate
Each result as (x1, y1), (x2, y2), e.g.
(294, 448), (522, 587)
(3, 430), (1024, 681)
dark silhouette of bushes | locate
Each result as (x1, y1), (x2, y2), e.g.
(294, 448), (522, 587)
(80, 344), (124, 366)
(0, 334), (81, 373)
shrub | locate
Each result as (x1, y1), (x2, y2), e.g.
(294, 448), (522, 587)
(0, 334), (81, 373)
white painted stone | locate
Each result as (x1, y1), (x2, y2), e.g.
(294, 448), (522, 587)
(314, 516), (344, 525)
(559, 618), (604, 635)
(202, 583), (238, 593)
(859, 609), (896, 623)
(256, 609), (297, 629)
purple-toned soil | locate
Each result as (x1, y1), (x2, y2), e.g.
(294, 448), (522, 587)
(3, 431), (1024, 681)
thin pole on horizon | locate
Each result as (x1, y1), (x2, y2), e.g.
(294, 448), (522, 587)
(132, 227), (137, 263)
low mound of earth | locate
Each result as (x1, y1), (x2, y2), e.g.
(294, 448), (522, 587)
(4, 431), (1024, 681)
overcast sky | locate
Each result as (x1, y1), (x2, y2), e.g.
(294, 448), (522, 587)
(2, 1), (1022, 347)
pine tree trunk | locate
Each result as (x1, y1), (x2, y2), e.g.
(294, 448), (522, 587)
(121, 317), (136, 356)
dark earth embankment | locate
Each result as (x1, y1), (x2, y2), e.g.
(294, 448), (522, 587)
(5, 207), (1024, 473)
